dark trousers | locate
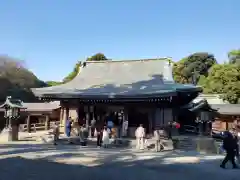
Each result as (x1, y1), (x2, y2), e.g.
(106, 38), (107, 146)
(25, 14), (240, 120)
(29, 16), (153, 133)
(168, 130), (172, 139)
(97, 134), (102, 146)
(221, 150), (237, 168)
(236, 146), (239, 157)
(91, 127), (95, 137)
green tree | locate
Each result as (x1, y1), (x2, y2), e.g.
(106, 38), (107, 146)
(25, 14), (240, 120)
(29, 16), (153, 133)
(228, 49), (240, 64)
(86, 53), (108, 61)
(203, 64), (240, 104)
(62, 61), (81, 83)
(45, 81), (62, 86)
(173, 52), (217, 84)
(0, 56), (46, 101)
(173, 58), (189, 83)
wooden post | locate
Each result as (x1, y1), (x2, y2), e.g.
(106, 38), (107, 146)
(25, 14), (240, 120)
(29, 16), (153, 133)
(45, 115), (50, 130)
(62, 108), (66, 127)
(59, 108), (63, 125)
(26, 115), (31, 133)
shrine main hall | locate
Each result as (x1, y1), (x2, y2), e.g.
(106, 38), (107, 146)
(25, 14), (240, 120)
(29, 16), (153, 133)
(31, 58), (202, 136)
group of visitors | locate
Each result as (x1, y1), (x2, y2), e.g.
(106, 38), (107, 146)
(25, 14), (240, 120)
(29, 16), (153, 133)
(51, 116), (116, 147)
(135, 123), (176, 151)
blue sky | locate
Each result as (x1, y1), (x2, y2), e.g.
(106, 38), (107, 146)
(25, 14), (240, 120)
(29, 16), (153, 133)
(0, 0), (239, 81)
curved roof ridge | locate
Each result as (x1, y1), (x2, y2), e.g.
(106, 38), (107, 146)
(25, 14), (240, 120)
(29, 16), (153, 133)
(84, 57), (172, 64)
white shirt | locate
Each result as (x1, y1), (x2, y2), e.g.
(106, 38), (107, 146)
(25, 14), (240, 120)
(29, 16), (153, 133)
(135, 127), (145, 138)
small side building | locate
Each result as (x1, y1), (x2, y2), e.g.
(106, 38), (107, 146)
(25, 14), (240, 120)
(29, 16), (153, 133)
(21, 101), (61, 132)
(0, 101), (61, 132)
(183, 97), (240, 134)
(211, 104), (240, 132)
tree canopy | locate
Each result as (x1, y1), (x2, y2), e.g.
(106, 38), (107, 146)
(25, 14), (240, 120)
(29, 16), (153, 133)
(86, 53), (108, 61)
(228, 49), (240, 65)
(173, 51), (240, 104)
(0, 56), (46, 102)
(173, 52), (217, 84)
(202, 64), (240, 104)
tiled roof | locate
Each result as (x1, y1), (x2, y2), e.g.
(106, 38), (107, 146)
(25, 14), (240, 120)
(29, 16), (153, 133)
(0, 101), (60, 112)
(210, 104), (240, 115)
(22, 101), (60, 112)
(0, 96), (25, 109)
(32, 59), (201, 98)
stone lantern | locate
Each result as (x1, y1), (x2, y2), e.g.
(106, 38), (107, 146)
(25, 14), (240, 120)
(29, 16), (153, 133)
(0, 96), (25, 141)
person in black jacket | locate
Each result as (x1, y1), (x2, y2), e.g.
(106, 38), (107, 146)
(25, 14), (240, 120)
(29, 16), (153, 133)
(220, 131), (238, 169)
(232, 129), (240, 163)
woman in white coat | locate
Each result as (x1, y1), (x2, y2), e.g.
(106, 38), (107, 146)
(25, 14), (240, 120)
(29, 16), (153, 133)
(102, 126), (110, 148)
(135, 124), (145, 150)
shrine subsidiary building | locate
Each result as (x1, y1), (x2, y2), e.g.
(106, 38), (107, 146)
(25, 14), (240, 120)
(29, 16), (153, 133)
(31, 58), (202, 135)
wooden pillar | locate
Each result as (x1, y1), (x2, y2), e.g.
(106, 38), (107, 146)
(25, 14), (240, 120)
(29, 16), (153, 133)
(45, 115), (50, 130)
(66, 108), (69, 121)
(122, 109), (128, 137)
(86, 113), (90, 127)
(59, 108), (63, 124)
(62, 108), (66, 127)
(26, 115), (31, 133)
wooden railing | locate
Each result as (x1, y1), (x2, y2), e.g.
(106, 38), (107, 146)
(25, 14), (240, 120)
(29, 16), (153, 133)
(19, 121), (61, 132)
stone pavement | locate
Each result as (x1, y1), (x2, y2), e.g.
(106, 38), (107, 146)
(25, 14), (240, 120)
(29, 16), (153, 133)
(0, 142), (240, 180)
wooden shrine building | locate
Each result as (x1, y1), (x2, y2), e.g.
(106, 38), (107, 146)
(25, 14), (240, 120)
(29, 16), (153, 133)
(31, 58), (202, 136)
(183, 99), (240, 134)
(0, 101), (60, 132)
(211, 104), (240, 132)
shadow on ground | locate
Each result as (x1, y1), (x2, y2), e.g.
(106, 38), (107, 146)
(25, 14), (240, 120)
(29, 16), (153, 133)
(0, 137), (132, 156)
(0, 146), (239, 180)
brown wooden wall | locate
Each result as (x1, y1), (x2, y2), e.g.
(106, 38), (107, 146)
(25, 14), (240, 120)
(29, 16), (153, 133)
(212, 115), (239, 132)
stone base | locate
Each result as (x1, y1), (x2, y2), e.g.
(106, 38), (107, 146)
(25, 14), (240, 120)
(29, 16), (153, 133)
(196, 137), (218, 154)
(146, 139), (174, 151)
(0, 127), (19, 141)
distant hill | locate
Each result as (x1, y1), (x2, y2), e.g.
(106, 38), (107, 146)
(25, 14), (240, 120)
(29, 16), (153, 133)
(0, 56), (47, 102)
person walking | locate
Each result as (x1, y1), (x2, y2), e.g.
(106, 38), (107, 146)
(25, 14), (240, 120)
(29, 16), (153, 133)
(232, 129), (240, 163)
(220, 131), (238, 169)
(135, 124), (145, 150)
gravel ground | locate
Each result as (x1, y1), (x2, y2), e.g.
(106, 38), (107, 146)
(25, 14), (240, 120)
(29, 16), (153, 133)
(0, 143), (239, 180)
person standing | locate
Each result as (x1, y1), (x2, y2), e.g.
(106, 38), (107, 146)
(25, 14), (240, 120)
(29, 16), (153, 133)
(66, 117), (72, 144)
(107, 116), (114, 133)
(135, 124), (145, 150)
(96, 126), (103, 147)
(220, 131), (238, 169)
(167, 121), (173, 139)
(90, 118), (96, 137)
(154, 128), (162, 152)
(66, 117), (72, 137)
(79, 124), (88, 146)
(52, 122), (60, 145)
(102, 126), (110, 148)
